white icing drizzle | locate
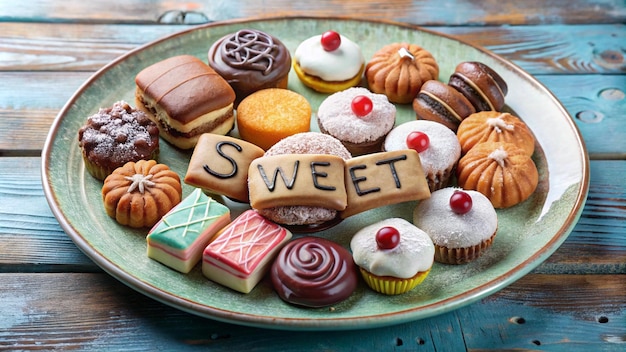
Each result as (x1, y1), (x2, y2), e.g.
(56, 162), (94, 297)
(486, 114), (515, 133)
(488, 146), (508, 168)
(397, 47), (414, 60)
(294, 34), (364, 81)
(125, 174), (155, 193)
(350, 218), (434, 279)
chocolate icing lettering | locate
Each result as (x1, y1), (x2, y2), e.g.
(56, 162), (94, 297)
(310, 161), (336, 191)
(376, 154), (407, 188)
(222, 29), (277, 75)
(202, 141), (242, 179)
(348, 164), (380, 196)
(257, 161), (299, 192)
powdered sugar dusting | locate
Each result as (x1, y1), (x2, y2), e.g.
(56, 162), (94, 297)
(384, 120), (461, 174)
(78, 101), (158, 164)
(488, 146), (508, 168)
(414, 188), (497, 248)
(317, 87), (396, 143)
(264, 132), (351, 159)
(486, 114), (515, 133)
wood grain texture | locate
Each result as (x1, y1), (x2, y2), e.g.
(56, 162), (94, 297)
(0, 23), (624, 74)
(1, 0), (625, 25)
(0, 272), (623, 351)
(0, 2), (624, 349)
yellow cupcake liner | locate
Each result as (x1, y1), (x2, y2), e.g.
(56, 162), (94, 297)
(359, 267), (431, 295)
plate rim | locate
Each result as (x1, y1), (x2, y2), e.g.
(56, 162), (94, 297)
(41, 15), (590, 331)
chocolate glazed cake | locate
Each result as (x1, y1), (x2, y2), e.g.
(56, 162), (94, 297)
(135, 55), (236, 150)
(208, 29), (291, 106)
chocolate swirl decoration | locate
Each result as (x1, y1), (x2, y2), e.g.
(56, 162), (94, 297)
(221, 29), (278, 75)
(270, 237), (358, 308)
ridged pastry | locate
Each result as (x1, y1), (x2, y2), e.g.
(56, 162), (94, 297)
(365, 43), (439, 104)
(457, 111), (535, 155)
(102, 159), (182, 228)
(456, 142), (538, 208)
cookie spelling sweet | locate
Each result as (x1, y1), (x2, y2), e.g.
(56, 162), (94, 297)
(184, 133), (265, 202)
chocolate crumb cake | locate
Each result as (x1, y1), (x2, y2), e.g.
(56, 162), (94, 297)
(77, 101), (159, 180)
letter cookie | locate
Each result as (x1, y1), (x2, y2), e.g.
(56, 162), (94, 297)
(185, 134), (264, 202)
(341, 150), (430, 218)
(248, 154), (347, 211)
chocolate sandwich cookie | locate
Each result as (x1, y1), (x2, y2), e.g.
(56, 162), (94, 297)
(413, 80), (476, 131)
(448, 61), (508, 112)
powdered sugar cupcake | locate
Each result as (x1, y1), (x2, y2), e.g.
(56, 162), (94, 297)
(413, 187), (498, 264)
(317, 87), (396, 155)
(350, 218), (434, 295)
(383, 120), (461, 192)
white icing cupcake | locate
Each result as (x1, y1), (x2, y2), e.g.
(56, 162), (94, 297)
(350, 218), (434, 295)
(413, 187), (498, 264)
(383, 120), (461, 192)
(317, 87), (396, 155)
(293, 31), (365, 93)
(294, 33), (364, 82)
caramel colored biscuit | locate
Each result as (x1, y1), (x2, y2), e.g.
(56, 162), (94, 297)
(341, 150), (430, 218)
(185, 134), (264, 202)
(248, 154), (347, 211)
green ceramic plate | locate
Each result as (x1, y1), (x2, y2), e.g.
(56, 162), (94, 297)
(41, 17), (589, 331)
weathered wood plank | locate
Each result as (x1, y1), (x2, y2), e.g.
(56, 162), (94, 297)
(0, 272), (623, 350)
(0, 23), (623, 74)
(1, 72), (624, 157)
(1, 0), (625, 25)
(461, 274), (626, 351)
(1, 157), (624, 273)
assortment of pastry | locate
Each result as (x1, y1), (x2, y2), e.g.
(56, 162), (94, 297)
(76, 26), (542, 306)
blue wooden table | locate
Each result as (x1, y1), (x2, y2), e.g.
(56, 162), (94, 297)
(1, 1), (625, 350)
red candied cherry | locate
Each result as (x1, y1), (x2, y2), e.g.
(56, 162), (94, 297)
(376, 226), (400, 250)
(351, 95), (373, 117)
(406, 131), (430, 153)
(450, 190), (473, 214)
(321, 30), (341, 51)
